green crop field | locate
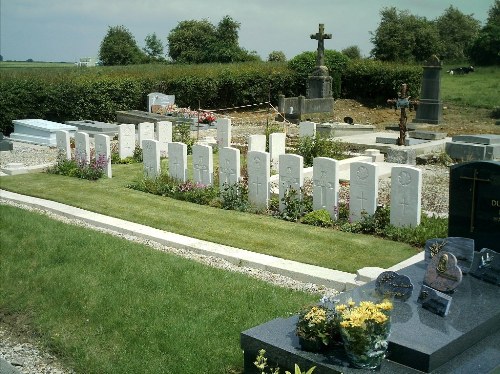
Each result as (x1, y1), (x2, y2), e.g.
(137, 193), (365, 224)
(0, 61), (75, 69)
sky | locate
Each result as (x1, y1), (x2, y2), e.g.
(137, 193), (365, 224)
(0, 0), (495, 63)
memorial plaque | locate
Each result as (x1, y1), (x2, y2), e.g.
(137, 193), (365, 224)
(448, 161), (500, 252)
(424, 251), (463, 293)
(417, 285), (453, 317)
(470, 248), (500, 286)
(425, 237), (474, 273)
(375, 271), (413, 301)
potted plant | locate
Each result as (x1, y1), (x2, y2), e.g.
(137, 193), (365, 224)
(336, 299), (393, 369)
(295, 304), (339, 352)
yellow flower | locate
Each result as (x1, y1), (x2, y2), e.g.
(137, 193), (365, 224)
(348, 299), (356, 307)
(377, 300), (393, 311)
(336, 304), (347, 312)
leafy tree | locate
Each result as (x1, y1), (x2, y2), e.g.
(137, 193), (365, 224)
(143, 33), (164, 61)
(468, 0), (500, 65)
(341, 46), (361, 59)
(0, 55), (3, 62)
(435, 6), (480, 62)
(99, 25), (144, 66)
(268, 50), (286, 62)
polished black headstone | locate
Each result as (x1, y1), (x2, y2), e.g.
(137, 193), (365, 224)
(448, 161), (500, 252)
(425, 237), (474, 273)
(470, 248), (500, 286)
(417, 285), (452, 316)
(375, 271), (413, 301)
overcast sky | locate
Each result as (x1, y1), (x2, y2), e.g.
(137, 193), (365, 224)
(0, 0), (494, 62)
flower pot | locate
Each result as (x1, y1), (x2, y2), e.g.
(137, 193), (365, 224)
(298, 337), (325, 352)
(340, 328), (390, 370)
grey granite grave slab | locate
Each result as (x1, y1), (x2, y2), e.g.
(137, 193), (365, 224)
(65, 120), (118, 137)
(445, 142), (490, 161)
(10, 119), (77, 146)
(451, 134), (500, 145)
(386, 148), (417, 165)
(116, 110), (200, 130)
(409, 131), (447, 140)
(316, 123), (375, 138)
(376, 137), (428, 146)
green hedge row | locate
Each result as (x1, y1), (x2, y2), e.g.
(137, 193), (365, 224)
(0, 60), (421, 135)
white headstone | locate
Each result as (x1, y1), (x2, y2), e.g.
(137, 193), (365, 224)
(349, 161), (379, 222)
(299, 121), (316, 138)
(216, 118), (231, 148)
(95, 134), (112, 178)
(192, 144), (213, 186)
(148, 92), (175, 112)
(168, 142), (187, 182)
(142, 139), (161, 179)
(56, 130), (71, 160)
(118, 124), (135, 159)
(279, 154), (304, 212)
(219, 147), (240, 189)
(248, 134), (266, 152)
(313, 157), (339, 219)
(156, 121), (172, 157)
(138, 122), (155, 148)
(75, 131), (90, 164)
(269, 132), (286, 171)
(248, 151), (270, 210)
(390, 166), (422, 227)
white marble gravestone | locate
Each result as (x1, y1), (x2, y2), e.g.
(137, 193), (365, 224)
(313, 157), (339, 219)
(248, 151), (270, 210)
(95, 134), (112, 178)
(118, 124), (135, 159)
(299, 121), (316, 138)
(138, 122), (155, 148)
(269, 133), (286, 171)
(56, 130), (71, 160)
(156, 121), (172, 157)
(279, 154), (304, 212)
(168, 142), (187, 182)
(142, 139), (161, 179)
(216, 118), (231, 148)
(219, 147), (240, 189)
(192, 144), (213, 186)
(349, 161), (379, 222)
(248, 135), (266, 152)
(390, 166), (422, 227)
(10, 119), (77, 146)
(75, 131), (90, 164)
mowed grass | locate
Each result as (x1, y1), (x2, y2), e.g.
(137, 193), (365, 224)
(0, 204), (317, 373)
(0, 163), (416, 273)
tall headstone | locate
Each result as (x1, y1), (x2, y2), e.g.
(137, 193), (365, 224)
(269, 132), (286, 171)
(312, 157), (339, 219)
(142, 139), (161, 179)
(307, 24), (333, 99)
(56, 130), (71, 160)
(168, 142), (187, 182)
(413, 55), (443, 125)
(156, 121), (172, 157)
(216, 118), (231, 148)
(138, 122), (155, 148)
(192, 144), (213, 186)
(75, 131), (90, 164)
(448, 161), (500, 251)
(219, 147), (240, 189)
(248, 151), (270, 210)
(248, 135), (266, 152)
(95, 134), (112, 178)
(118, 124), (135, 159)
(299, 121), (316, 138)
(390, 166), (422, 227)
(349, 161), (378, 222)
(279, 154), (304, 212)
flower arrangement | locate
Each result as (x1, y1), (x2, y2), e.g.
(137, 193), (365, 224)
(295, 304), (339, 351)
(336, 299), (393, 369)
(198, 111), (216, 124)
(154, 104), (198, 118)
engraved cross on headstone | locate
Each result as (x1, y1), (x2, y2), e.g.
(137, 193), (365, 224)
(310, 23), (332, 68)
(280, 166), (298, 190)
(460, 168), (491, 233)
(220, 159), (235, 185)
(314, 170), (328, 208)
(357, 191), (367, 211)
(193, 156), (207, 182)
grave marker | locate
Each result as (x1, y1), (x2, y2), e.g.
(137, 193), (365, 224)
(279, 154), (304, 212)
(75, 131), (90, 164)
(56, 130), (71, 160)
(248, 151), (270, 210)
(168, 142), (187, 182)
(216, 118), (231, 148)
(269, 133), (286, 171)
(138, 122), (155, 148)
(118, 124), (135, 159)
(299, 121), (316, 138)
(312, 157), (339, 219)
(390, 166), (422, 227)
(156, 121), (172, 157)
(248, 135), (266, 152)
(95, 134), (112, 178)
(349, 161), (378, 222)
(192, 144), (213, 186)
(219, 147), (240, 189)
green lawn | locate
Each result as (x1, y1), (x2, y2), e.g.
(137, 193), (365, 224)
(0, 163), (416, 274)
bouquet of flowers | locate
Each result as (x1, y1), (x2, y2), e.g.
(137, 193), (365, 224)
(295, 304), (339, 351)
(198, 111), (216, 124)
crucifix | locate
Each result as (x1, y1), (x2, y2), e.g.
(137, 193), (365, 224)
(460, 169), (491, 233)
(387, 83), (418, 146)
(310, 24), (332, 68)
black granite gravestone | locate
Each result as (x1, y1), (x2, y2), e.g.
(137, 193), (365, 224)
(375, 271), (413, 301)
(413, 55), (442, 125)
(448, 161), (500, 252)
(470, 248), (500, 286)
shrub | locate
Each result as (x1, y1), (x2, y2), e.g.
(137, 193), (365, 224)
(294, 135), (349, 167)
(173, 123), (195, 154)
(279, 188), (313, 222)
(219, 182), (249, 211)
(47, 152), (107, 181)
(301, 209), (333, 227)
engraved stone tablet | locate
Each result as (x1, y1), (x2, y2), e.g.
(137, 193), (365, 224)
(375, 271), (414, 301)
(425, 237), (474, 273)
(470, 248), (500, 286)
(417, 285), (453, 317)
(423, 251), (463, 293)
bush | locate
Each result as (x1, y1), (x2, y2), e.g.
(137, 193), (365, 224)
(47, 152), (107, 181)
(173, 123), (195, 154)
(301, 209), (333, 227)
(219, 182), (249, 211)
(293, 134), (349, 167)
(279, 188), (313, 222)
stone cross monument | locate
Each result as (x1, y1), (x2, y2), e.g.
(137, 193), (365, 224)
(307, 24), (333, 99)
(311, 24), (331, 71)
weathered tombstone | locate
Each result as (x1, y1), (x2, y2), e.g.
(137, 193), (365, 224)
(299, 121), (316, 138)
(138, 122), (155, 148)
(219, 147), (240, 189)
(216, 118), (231, 148)
(95, 134), (112, 178)
(269, 132), (286, 171)
(279, 154), (304, 212)
(247, 151), (270, 210)
(470, 248), (500, 285)
(390, 166), (422, 227)
(413, 55), (443, 125)
(312, 157), (339, 219)
(248, 135), (266, 152)
(118, 124), (135, 159)
(425, 237), (475, 273)
(156, 121), (172, 157)
(168, 142), (187, 182)
(75, 131), (90, 164)
(349, 161), (378, 222)
(56, 130), (71, 160)
(448, 161), (500, 251)
(192, 144), (213, 186)
(142, 139), (161, 179)
(375, 271), (413, 301)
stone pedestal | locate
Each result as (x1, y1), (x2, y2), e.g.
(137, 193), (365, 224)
(413, 55), (442, 125)
(307, 66), (333, 99)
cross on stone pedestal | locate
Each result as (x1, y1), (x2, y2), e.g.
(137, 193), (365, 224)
(310, 24), (332, 68)
(387, 83), (419, 146)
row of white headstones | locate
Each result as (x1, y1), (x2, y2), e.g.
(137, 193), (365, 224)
(55, 118), (422, 228)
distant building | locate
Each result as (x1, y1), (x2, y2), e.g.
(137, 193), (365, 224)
(76, 57), (97, 67)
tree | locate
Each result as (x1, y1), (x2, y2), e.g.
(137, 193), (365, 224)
(267, 50), (286, 62)
(468, 0), (500, 65)
(0, 55), (3, 62)
(435, 6), (480, 62)
(99, 25), (144, 66)
(143, 33), (164, 61)
(341, 46), (361, 59)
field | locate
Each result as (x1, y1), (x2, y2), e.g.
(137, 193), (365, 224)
(0, 61), (75, 68)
